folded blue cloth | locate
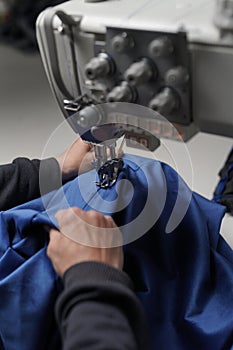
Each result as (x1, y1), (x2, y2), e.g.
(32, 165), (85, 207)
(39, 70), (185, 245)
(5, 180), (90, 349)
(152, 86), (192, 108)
(0, 154), (232, 349)
(213, 147), (233, 214)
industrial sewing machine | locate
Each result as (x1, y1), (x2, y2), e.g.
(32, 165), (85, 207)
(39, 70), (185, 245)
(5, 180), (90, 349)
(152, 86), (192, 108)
(36, 0), (233, 187)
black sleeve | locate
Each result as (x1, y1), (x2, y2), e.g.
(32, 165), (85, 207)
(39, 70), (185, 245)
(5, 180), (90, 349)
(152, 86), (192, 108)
(0, 157), (62, 211)
(56, 262), (149, 350)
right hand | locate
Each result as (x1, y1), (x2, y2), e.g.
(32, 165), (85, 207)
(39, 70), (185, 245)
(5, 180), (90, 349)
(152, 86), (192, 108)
(47, 207), (123, 277)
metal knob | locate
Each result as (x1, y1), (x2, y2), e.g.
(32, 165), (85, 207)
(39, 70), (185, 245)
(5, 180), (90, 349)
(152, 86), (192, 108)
(149, 36), (173, 57)
(149, 88), (179, 115)
(165, 66), (189, 88)
(124, 58), (155, 86)
(111, 32), (134, 53)
(107, 82), (136, 102)
(85, 52), (114, 80)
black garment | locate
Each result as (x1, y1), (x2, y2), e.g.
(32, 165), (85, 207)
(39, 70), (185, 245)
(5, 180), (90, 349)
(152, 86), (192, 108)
(0, 157), (61, 210)
(56, 262), (149, 350)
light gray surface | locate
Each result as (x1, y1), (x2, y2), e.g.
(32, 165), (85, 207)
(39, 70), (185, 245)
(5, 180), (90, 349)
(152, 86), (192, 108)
(0, 44), (232, 247)
(0, 45), (76, 162)
(52, 0), (219, 42)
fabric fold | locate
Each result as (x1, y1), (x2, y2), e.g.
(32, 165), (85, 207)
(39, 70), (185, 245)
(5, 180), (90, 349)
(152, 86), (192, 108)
(0, 154), (232, 350)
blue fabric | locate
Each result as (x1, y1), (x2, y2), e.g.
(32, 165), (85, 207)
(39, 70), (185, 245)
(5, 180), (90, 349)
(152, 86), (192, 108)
(0, 154), (233, 350)
(213, 147), (233, 214)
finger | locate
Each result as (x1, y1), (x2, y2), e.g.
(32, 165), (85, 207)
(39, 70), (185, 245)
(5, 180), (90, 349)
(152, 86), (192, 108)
(74, 138), (93, 155)
(84, 210), (106, 227)
(49, 228), (61, 241)
(103, 216), (123, 246)
(55, 207), (83, 222)
(47, 228), (60, 258)
(104, 215), (117, 228)
(84, 149), (95, 164)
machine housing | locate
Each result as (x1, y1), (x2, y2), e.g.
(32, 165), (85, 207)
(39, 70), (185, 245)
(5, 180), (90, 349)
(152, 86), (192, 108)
(36, 0), (233, 150)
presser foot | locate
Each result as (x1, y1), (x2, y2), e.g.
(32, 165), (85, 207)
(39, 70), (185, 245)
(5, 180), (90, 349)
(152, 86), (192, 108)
(96, 158), (124, 188)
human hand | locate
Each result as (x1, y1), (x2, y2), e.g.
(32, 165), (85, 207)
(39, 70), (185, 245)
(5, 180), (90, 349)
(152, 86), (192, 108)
(56, 138), (95, 181)
(47, 207), (123, 277)
(56, 137), (124, 181)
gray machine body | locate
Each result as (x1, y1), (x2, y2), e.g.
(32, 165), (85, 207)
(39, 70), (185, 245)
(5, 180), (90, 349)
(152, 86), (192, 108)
(36, 0), (233, 146)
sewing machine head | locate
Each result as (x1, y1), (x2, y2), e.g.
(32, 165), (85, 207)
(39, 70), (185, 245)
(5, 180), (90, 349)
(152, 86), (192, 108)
(36, 0), (233, 186)
(67, 101), (163, 187)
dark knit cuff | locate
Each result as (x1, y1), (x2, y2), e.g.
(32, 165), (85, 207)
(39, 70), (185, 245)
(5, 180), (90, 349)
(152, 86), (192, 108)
(63, 261), (134, 291)
(36, 157), (62, 196)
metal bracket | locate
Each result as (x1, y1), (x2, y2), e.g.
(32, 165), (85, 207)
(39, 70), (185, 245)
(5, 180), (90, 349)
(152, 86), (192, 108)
(96, 158), (124, 188)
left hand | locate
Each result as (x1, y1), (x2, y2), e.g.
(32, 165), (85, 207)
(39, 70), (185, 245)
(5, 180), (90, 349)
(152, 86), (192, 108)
(56, 138), (95, 181)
